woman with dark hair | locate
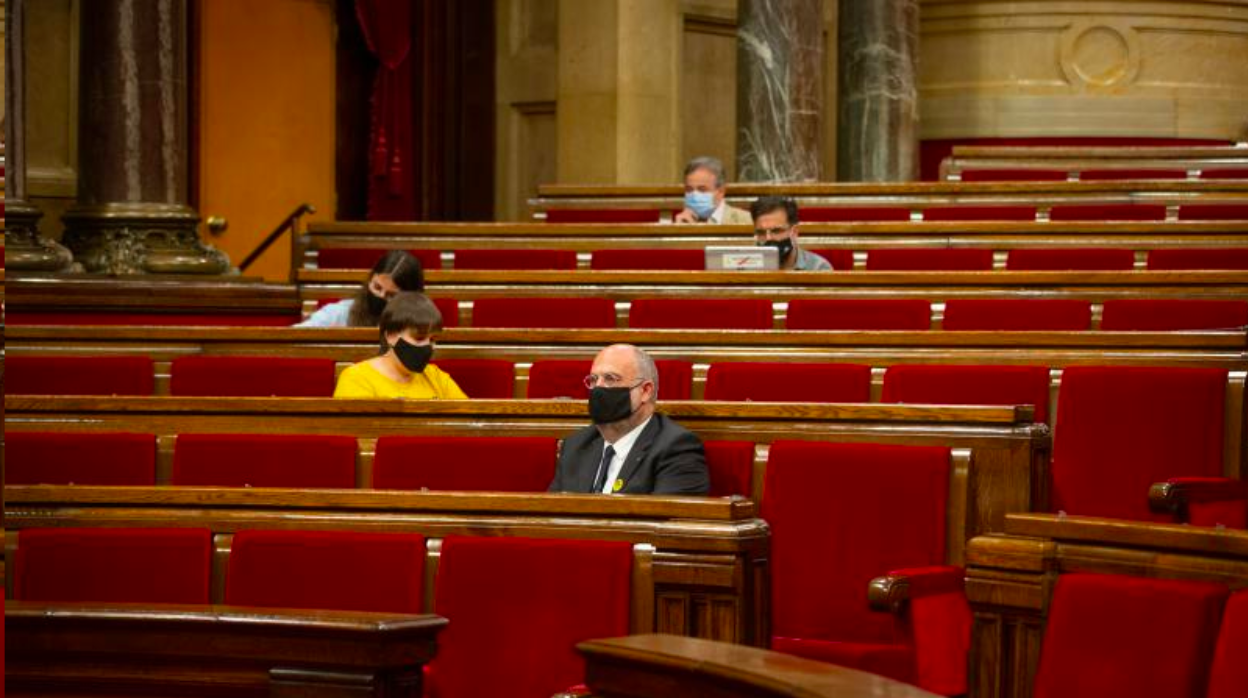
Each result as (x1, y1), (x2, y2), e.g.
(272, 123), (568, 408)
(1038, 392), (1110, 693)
(333, 292), (467, 400)
(297, 250), (425, 327)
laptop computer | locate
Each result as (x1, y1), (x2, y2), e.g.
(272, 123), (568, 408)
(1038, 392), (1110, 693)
(704, 246), (780, 271)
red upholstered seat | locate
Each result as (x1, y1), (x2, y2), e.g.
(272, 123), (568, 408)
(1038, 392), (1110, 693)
(169, 356), (336, 397)
(1048, 204), (1167, 221)
(1177, 204), (1248, 221)
(653, 359), (694, 400)
(1148, 248), (1248, 270)
(225, 530), (425, 613)
(373, 436), (556, 492)
(804, 248), (855, 270)
(429, 359), (515, 398)
(866, 249), (994, 271)
(1208, 590), (1248, 698)
(943, 299), (1092, 331)
(171, 433), (357, 488)
(703, 440), (755, 498)
(7, 431), (157, 486)
(882, 364), (1051, 424)
(14, 527), (212, 603)
(629, 298), (774, 330)
(453, 249), (577, 270)
(1101, 299), (1248, 331)
(763, 441), (967, 695)
(4, 312), (297, 326)
(1006, 248), (1135, 271)
(432, 297), (459, 327)
(786, 299), (931, 330)
(472, 297), (616, 328)
(801, 206), (911, 222)
(1200, 168), (1248, 180)
(527, 358), (692, 400)
(315, 247), (442, 270)
(921, 205), (1037, 221)
(544, 208), (660, 223)
(427, 536), (633, 698)
(1079, 168), (1187, 180)
(958, 169), (1067, 182)
(6, 355), (155, 396)
(1033, 573), (1228, 698)
(591, 249), (704, 271)
(704, 362), (871, 403)
(1052, 366), (1228, 521)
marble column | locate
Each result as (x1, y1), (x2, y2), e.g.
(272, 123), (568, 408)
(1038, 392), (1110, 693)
(4, 0), (76, 271)
(61, 0), (229, 274)
(837, 0), (919, 182)
(735, 0), (823, 183)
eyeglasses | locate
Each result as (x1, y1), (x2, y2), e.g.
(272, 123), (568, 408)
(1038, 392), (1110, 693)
(754, 225), (792, 238)
(583, 374), (646, 390)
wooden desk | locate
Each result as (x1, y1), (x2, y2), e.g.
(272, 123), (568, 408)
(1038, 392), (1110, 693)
(941, 145), (1248, 181)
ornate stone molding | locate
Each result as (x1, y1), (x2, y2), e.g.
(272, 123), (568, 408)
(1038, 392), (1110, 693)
(61, 203), (231, 275)
(3, 200), (77, 271)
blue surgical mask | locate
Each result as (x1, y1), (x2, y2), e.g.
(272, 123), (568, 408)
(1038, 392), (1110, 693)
(684, 191), (717, 220)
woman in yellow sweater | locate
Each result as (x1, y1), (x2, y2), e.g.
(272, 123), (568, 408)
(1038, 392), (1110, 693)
(334, 292), (468, 400)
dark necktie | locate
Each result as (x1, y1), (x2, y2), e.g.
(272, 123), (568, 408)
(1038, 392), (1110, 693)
(591, 445), (616, 493)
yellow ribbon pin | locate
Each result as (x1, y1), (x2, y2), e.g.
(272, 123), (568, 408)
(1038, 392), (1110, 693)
(612, 478), (624, 492)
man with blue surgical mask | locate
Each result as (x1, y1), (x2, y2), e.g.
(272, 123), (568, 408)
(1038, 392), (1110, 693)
(673, 156), (753, 224)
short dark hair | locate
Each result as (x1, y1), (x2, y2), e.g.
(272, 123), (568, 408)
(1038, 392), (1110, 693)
(750, 196), (799, 226)
(348, 250), (425, 326)
(378, 292), (443, 350)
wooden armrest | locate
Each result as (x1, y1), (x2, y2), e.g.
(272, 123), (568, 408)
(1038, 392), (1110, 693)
(867, 565), (964, 614)
(1148, 477), (1247, 515)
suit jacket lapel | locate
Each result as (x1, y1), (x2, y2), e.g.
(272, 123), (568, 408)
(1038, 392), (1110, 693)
(615, 417), (660, 492)
(581, 433), (607, 493)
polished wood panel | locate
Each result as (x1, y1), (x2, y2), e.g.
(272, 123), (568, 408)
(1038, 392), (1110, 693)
(942, 145), (1248, 181)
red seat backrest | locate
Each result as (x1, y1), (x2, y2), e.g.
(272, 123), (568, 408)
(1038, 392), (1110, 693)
(429, 536), (633, 697)
(590, 249), (705, 271)
(225, 529), (426, 613)
(1101, 299), (1248, 331)
(171, 433), (358, 488)
(921, 205), (1037, 221)
(544, 208), (660, 223)
(169, 356), (337, 397)
(527, 358), (692, 400)
(801, 206), (911, 222)
(959, 169), (1067, 182)
(429, 359), (515, 398)
(629, 298), (774, 330)
(6, 355), (155, 396)
(453, 249), (577, 270)
(1033, 573), (1228, 698)
(1208, 590), (1248, 698)
(866, 248), (994, 271)
(471, 297), (616, 329)
(1079, 168), (1187, 180)
(15, 527), (212, 603)
(943, 299), (1092, 331)
(1177, 204), (1248, 221)
(1048, 204), (1167, 221)
(1006, 248), (1135, 271)
(704, 362), (871, 403)
(373, 436), (557, 492)
(882, 364), (1051, 424)
(4, 312), (297, 326)
(653, 359), (694, 400)
(1200, 169), (1248, 180)
(1148, 248), (1248, 270)
(703, 440), (755, 498)
(433, 297), (459, 327)
(786, 299), (931, 330)
(315, 247), (442, 270)
(7, 431), (157, 486)
(1052, 366), (1228, 520)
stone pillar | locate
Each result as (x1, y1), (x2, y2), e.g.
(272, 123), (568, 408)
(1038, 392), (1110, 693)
(837, 0), (919, 182)
(61, 0), (229, 274)
(735, 0), (823, 183)
(4, 0), (75, 271)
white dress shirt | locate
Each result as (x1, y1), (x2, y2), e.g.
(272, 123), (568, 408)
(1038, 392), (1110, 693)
(598, 416), (653, 494)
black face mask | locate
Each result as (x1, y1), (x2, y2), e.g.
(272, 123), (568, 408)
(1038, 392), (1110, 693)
(588, 386), (637, 424)
(365, 292), (388, 316)
(760, 238), (794, 262)
(391, 338), (433, 373)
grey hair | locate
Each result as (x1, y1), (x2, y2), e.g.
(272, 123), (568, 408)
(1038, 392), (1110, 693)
(632, 346), (660, 401)
(684, 156), (726, 188)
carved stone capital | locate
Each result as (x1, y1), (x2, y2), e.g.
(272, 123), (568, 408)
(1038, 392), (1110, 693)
(61, 203), (232, 275)
(3, 199), (78, 272)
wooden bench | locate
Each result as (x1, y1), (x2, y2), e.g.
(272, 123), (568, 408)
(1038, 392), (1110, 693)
(5, 601), (446, 698)
(941, 144), (1248, 182)
(966, 513), (1248, 698)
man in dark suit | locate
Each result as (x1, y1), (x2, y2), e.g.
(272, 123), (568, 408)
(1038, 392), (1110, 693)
(548, 344), (709, 495)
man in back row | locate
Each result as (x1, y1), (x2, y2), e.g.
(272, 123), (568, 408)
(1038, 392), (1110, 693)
(674, 156), (753, 225)
(750, 195), (833, 271)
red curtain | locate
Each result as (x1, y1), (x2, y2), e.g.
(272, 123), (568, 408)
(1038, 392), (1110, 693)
(355, 0), (417, 220)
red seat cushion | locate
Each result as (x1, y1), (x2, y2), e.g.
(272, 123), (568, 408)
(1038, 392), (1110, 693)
(316, 247), (442, 270)
(786, 299), (931, 330)
(1208, 590), (1248, 698)
(6, 355), (155, 396)
(1033, 573), (1229, 698)
(801, 206), (911, 222)
(1148, 248), (1248, 271)
(453, 249), (577, 270)
(591, 249), (704, 271)
(225, 530), (425, 613)
(703, 440), (755, 498)
(1051, 366), (1227, 520)
(429, 359), (515, 398)
(7, 431), (157, 486)
(959, 169), (1067, 182)
(883, 364), (1051, 424)
(704, 362), (871, 403)
(1079, 168), (1187, 180)
(428, 536), (633, 698)
(527, 358), (691, 400)
(1176, 204), (1248, 221)
(629, 298), (774, 330)
(1048, 204), (1167, 221)
(1006, 248), (1135, 271)
(544, 208), (660, 223)
(373, 436), (556, 492)
(170, 356), (337, 397)
(472, 298), (616, 329)
(804, 248), (856, 270)
(921, 205), (1037, 221)
(943, 299), (1092, 331)
(867, 249), (994, 271)
(15, 527), (212, 603)
(172, 433), (357, 488)
(4, 312), (298, 326)
(1101, 299), (1248, 331)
